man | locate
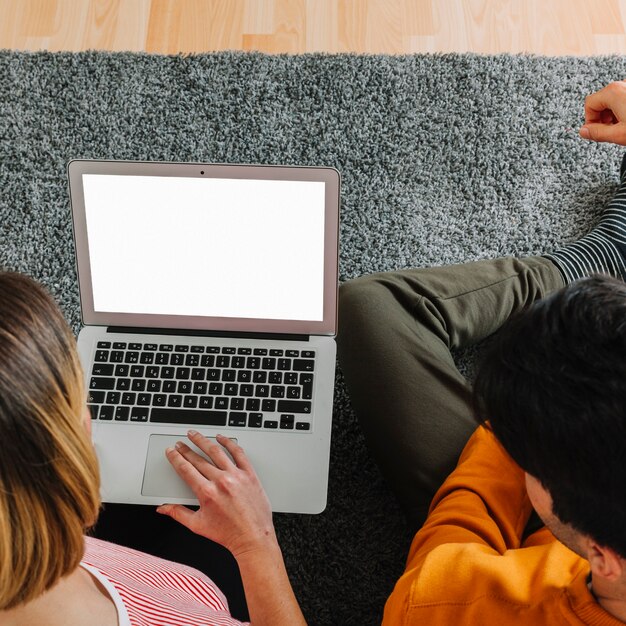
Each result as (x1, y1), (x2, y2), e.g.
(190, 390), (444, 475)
(337, 81), (626, 624)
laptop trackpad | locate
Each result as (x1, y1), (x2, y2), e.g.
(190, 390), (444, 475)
(142, 434), (237, 499)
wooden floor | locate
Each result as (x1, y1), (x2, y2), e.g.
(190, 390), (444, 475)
(1, 0), (626, 55)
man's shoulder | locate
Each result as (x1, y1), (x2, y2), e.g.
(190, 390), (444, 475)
(384, 541), (588, 625)
(414, 541), (584, 601)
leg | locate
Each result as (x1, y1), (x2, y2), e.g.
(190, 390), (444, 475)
(546, 152), (626, 282)
(337, 256), (564, 527)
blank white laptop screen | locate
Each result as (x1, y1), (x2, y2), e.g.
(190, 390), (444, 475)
(82, 174), (326, 322)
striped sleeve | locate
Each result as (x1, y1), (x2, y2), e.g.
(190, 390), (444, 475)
(83, 536), (249, 626)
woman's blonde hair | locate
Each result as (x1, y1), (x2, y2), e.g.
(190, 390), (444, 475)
(0, 272), (100, 609)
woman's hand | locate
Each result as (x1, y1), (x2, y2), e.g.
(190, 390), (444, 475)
(157, 431), (275, 558)
(158, 432), (307, 625)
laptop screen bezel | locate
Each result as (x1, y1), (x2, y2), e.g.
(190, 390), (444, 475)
(69, 159), (339, 337)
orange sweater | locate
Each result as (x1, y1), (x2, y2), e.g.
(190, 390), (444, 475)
(383, 426), (624, 625)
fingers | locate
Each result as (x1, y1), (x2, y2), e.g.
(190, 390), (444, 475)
(156, 503), (196, 528)
(580, 122), (626, 145)
(600, 109), (618, 125)
(584, 88), (613, 123)
(584, 81), (626, 123)
(186, 431), (254, 473)
(579, 81), (626, 145)
(215, 433), (254, 472)
(164, 431), (257, 499)
(187, 430), (234, 470)
(174, 440), (222, 478)
(165, 444), (215, 494)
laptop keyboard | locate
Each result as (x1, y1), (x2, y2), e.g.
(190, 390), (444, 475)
(87, 341), (315, 432)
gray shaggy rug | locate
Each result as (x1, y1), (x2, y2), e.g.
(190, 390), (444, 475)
(1, 50), (625, 625)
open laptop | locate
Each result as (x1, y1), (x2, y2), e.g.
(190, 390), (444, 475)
(69, 159), (340, 514)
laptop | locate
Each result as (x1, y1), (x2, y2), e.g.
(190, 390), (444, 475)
(69, 159), (340, 514)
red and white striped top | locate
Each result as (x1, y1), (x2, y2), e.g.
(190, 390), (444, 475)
(82, 536), (249, 626)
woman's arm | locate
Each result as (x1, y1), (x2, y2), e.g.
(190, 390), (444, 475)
(156, 431), (306, 626)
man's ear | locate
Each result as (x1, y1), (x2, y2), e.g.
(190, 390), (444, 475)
(587, 541), (625, 582)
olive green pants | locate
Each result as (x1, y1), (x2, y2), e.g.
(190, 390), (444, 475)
(336, 256), (564, 527)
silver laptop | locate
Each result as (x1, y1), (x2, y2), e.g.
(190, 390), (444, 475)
(69, 159), (340, 514)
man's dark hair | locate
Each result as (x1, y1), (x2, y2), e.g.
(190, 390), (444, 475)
(473, 275), (626, 556)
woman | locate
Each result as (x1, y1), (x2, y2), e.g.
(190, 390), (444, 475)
(0, 272), (306, 626)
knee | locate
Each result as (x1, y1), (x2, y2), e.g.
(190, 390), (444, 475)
(337, 275), (397, 379)
(338, 274), (392, 330)
(338, 274), (416, 358)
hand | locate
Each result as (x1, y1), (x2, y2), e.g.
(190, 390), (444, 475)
(580, 80), (626, 145)
(157, 431), (276, 558)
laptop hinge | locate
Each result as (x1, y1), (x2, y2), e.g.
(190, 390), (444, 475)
(107, 326), (310, 342)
